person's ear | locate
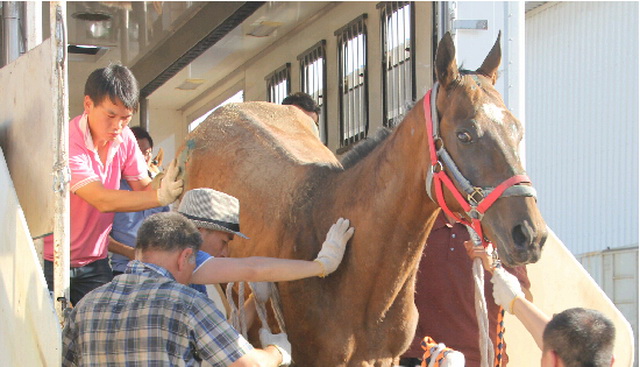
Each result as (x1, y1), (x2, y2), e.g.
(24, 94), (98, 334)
(83, 95), (93, 114)
(541, 349), (560, 367)
(177, 247), (195, 271)
(610, 354), (615, 366)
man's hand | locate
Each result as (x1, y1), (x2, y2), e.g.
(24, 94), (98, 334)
(314, 218), (355, 277)
(157, 159), (183, 205)
(259, 328), (292, 366)
(491, 267), (525, 314)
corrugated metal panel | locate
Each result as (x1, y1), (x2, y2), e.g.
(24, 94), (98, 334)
(525, 2), (639, 255)
(579, 247), (639, 365)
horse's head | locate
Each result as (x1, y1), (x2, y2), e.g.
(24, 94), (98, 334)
(431, 32), (547, 266)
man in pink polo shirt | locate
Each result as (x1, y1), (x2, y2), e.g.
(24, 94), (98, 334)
(43, 63), (183, 305)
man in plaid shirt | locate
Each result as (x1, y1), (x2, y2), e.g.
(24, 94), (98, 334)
(62, 212), (291, 366)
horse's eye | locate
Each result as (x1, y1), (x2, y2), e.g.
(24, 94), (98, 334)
(457, 131), (473, 144)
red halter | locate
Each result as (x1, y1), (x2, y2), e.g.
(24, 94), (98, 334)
(423, 83), (536, 247)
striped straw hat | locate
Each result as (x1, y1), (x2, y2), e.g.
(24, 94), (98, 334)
(177, 188), (249, 239)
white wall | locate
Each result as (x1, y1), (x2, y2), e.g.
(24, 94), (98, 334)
(525, 2), (639, 254)
(0, 148), (61, 367)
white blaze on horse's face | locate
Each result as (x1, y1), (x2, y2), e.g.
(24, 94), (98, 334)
(481, 103), (505, 126)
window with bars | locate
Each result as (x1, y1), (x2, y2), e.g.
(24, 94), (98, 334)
(336, 15), (368, 149)
(266, 63), (291, 103)
(379, 2), (415, 127)
(298, 40), (328, 144)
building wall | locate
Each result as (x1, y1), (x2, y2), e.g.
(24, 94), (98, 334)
(180, 2), (435, 155)
(525, 4), (639, 361)
(525, 2), (639, 254)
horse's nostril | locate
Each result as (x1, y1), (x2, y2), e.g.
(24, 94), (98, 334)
(512, 223), (533, 249)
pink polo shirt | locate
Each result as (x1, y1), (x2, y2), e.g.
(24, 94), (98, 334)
(44, 114), (148, 267)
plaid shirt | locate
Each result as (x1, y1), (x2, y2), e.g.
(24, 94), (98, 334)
(62, 260), (253, 366)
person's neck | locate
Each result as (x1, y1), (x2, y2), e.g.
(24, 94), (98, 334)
(139, 250), (186, 284)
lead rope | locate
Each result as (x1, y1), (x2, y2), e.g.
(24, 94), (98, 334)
(251, 283), (288, 334)
(226, 282), (248, 339)
(467, 226), (494, 367)
(227, 282), (288, 340)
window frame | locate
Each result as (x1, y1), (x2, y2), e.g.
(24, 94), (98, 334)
(298, 40), (328, 145)
(335, 14), (369, 151)
(378, 1), (416, 127)
(265, 63), (291, 103)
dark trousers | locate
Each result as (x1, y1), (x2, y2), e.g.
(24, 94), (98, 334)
(44, 258), (113, 306)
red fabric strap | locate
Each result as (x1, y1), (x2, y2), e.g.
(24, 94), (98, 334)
(477, 175), (531, 213)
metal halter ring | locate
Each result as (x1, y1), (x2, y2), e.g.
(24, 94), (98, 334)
(431, 161), (444, 174)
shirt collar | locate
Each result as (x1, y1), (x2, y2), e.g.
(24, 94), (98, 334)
(432, 211), (450, 231)
(125, 260), (177, 281)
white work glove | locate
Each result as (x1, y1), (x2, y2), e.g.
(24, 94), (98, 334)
(491, 267), (524, 314)
(259, 328), (292, 366)
(157, 159), (184, 206)
(249, 282), (272, 304)
(314, 218), (355, 277)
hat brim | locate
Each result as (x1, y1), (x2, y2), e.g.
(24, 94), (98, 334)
(190, 218), (249, 239)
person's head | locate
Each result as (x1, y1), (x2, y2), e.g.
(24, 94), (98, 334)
(282, 92), (321, 126)
(83, 63), (139, 145)
(130, 126), (154, 166)
(542, 308), (615, 367)
(177, 188), (249, 258)
(136, 212), (202, 284)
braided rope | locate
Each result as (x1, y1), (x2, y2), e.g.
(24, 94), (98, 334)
(494, 307), (506, 367)
(467, 226), (495, 367)
(473, 258), (495, 367)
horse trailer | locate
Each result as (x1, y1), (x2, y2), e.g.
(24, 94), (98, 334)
(0, 2), (636, 366)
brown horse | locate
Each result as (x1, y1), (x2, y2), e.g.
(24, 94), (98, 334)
(177, 32), (547, 366)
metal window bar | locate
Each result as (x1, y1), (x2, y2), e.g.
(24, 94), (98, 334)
(298, 40), (328, 144)
(379, 2), (415, 127)
(265, 63), (291, 103)
(336, 15), (368, 148)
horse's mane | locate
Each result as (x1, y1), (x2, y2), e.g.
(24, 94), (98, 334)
(340, 127), (393, 169)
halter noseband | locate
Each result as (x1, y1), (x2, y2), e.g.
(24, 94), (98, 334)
(424, 82), (538, 247)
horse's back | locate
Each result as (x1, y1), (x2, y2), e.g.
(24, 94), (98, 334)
(178, 101), (339, 256)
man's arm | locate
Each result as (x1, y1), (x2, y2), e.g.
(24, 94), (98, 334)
(192, 218), (355, 284)
(75, 181), (161, 212)
(229, 347), (286, 367)
(191, 256), (324, 284)
(107, 236), (135, 259)
(75, 159), (183, 212)
(510, 295), (551, 350)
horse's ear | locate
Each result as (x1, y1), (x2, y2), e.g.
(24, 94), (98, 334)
(477, 31), (502, 84)
(435, 32), (460, 88)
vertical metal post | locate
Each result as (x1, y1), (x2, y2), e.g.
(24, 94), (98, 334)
(139, 97), (149, 130)
(121, 7), (129, 64)
(23, 1), (42, 52)
(2, 1), (21, 66)
(50, 1), (70, 327)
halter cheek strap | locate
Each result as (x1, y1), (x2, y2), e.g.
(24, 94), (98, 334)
(423, 82), (537, 247)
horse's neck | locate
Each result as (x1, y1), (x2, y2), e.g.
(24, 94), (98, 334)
(333, 101), (440, 319)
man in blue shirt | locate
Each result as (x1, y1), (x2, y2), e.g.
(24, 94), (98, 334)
(109, 126), (169, 276)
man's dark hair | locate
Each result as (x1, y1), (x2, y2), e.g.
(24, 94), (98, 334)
(130, 126), (154, 148)
(543, 307), (615, 367)
(137, 212), (202, 253)
(84, 63), (139, 112)
(281, 92), (321, 114)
